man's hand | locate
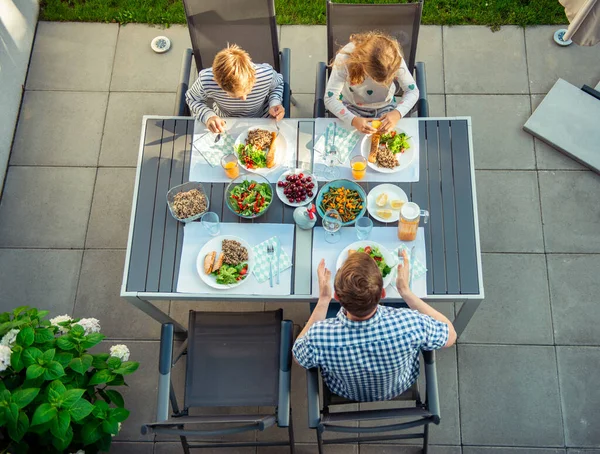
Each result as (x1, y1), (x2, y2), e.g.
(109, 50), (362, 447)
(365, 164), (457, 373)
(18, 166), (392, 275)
(396, 249), (411, 296)
(269, 104), (285, 121)
(378, 110), (401, 134)
(206, 116), (226, 133)
(317, 259), (332, 300)
(351, 117), (378, 134)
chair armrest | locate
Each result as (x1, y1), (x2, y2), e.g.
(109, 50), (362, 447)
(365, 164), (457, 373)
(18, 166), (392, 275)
(414, 62), (429, 118)
(306, 368), (321, 428)
(281, 48), (291, 118)
(314, 62), (327, 118)
(277, 320), (294, 426)
(157, 323), (174, 422)
(175, 48), (193, 116)
(422, 350), (440, 424)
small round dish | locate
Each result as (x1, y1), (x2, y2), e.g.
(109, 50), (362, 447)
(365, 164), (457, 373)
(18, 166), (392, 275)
(360, 128), (416, 173)
(366, 184), (409, 223)
(166, 181), (209, 223)
(225, 174), (273, 219)
(276, 169), (318, 207)
(151, 36), (171, 53)
(315, 179), (367, 226)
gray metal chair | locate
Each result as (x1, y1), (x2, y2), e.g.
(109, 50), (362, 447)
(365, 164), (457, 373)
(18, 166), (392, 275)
(306, 350), (441, 453)
(176, 0), (291, 118)
(142, 310), (295, 453)
(314, 0), (428, 118)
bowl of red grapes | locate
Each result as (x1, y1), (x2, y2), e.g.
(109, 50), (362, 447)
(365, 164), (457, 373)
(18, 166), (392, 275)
(275, 169), (319, 207)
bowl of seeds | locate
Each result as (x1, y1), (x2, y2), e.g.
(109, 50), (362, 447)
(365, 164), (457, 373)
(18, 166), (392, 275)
(166, 182), (209, 223)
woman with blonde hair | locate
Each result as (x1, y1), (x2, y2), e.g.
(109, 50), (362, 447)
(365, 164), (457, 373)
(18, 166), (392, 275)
(324, 32), (419, 134)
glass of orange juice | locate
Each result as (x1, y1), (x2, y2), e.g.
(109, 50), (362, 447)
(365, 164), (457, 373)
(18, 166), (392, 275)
(221, 154), (239, 179)
(350, 155), (367, 180)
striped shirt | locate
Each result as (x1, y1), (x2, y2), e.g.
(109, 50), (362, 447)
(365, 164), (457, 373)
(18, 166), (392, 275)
(293, 306), (449, 402)
(186, 63), (284, 124)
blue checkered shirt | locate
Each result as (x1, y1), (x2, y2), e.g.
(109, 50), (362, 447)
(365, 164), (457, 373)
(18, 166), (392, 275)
(293, 305), (449, 402)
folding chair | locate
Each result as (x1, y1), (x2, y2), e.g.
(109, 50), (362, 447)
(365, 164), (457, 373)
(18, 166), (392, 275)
(314, 0), (428, 118)
(142, 310), (295, 453)
(306, 349), (440, 454)
(175, 0), (291, 118)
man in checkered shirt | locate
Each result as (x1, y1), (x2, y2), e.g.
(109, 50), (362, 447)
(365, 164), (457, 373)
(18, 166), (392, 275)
(293, 250), (457, 402)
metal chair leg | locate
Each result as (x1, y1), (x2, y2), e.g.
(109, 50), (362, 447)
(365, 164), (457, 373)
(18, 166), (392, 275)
(423, 423), (430, 454)
(180, 428), (191, 454)
(288, 410), (296, 454)
(317, 428), (325, 454)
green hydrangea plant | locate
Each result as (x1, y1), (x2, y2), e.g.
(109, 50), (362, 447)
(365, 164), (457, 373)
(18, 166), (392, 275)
(0, 306), (139, 453)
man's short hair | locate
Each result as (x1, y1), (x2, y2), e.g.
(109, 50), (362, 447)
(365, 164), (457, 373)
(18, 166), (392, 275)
(212, 44), (256, 95)
(334, 252), (383, 317)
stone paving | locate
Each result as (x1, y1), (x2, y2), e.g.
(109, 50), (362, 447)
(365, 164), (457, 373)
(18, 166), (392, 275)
(1, 21), (600, 453)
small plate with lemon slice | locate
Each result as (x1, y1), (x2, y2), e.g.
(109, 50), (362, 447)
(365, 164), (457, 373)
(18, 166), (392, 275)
(367, 184), (408, 223)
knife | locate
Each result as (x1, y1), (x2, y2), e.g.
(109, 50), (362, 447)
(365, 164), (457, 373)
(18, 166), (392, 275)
(409, 246), (416, 290)
(274, 236), (281, 285)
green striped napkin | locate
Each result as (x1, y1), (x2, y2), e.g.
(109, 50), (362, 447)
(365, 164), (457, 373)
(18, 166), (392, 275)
(393, 245), (427, 279)
(192, 132), (236, 167)
(251, 237), (293, 283)
(315, 123), (360, 163)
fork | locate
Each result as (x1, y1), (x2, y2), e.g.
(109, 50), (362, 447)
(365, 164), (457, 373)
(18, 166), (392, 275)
(267, 245), (275, 288)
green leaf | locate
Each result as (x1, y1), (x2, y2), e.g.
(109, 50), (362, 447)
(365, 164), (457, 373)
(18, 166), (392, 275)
(70, 324), (85, 338)
(102, 418), (119, 435)
(11, 349), (24, 372)
(107, 374), (125, 386)
(112, 361), (139, 376)
(31, 403), (58, 426)
(88, 369), (115, 386)
(6, 402), (19, 424)
(12, 388), (40, 409)
(50, 410), (70, 439)
(34, 328), (54, 344)
(43, 361), (65, 380)
(92, 402), (108, 420)
(22, 347), (43, 366)
(56, 336), (76, 351)
(54, 351), (73, 367)
(69, 398), (94, 421)
(1, 389), (12, 403)
(52, 425), (73, 451)
(8, 411), (29, 442)
(16, 326), (34, 347)
(71, 373), (88, 389)
(110, 407), (130, 423)
(92, 352), (110, 369)
(29, 419), (51, 434)
(105, 389), (125, 408)
(69, 353), (93, 375)
(107, 356), (122, 370)
(82, 420), (102, 445)
(22, 376), (45, 389)
(47, 380), (67, 405)
(60, 388), (85, 409)
(13, 306), (29, 317)
(37, 310), (49, 319)
(42, 348), (56, 363)
(0, 312), (10, 323)
(97, 432), (113, 452)
(81, 332), (105, 350)
(26, 364), (45, 380)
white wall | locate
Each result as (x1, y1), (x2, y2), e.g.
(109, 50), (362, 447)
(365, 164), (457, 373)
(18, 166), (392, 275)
(0, 0), (39, 195)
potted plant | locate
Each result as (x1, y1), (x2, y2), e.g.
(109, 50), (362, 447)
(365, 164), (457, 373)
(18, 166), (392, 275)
(0, 306), (139, 453)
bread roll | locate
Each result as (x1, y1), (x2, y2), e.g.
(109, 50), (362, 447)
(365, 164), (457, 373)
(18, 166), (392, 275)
(369, 134), (380, 163)
(266, 132), (277, 168)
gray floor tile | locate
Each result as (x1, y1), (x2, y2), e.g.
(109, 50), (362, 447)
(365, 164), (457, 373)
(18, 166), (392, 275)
(464, 448), (565, 454)
(74, 250), (168, 339)
(291, 93), (315, 119)
(361, 446), (461, 454)
(474, 171), (544, 253)
(446, 95), (535, 170)
(459, 253), (553, 344)
(548, 255), (600, 345)
(259, 444), (357, 453)
(111, 25), (191, 92)
(0, 166), (96, 248)
(10, 91), (108, 166)
(280, 26), (327, 94)
(26, 22), (118, 91)
(525, 26), (600, 94)
(443, 26), (528, 94)
(416, 26), (444, 94)
(155, 444), (255, 453)
(458, 345), (563, 446)
(557, 346), (600, 447)
(85, 168), (136, 248)
(100, 92), (176, 167)
(428, 95), (446, 117)
(0, 249), (82, 316)
(109, 442), (154, 453)
(539, 171), (600, 253)
(568, 450), (600, 453)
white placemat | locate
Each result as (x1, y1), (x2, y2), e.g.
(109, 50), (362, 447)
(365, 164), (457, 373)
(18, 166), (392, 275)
(311, 226), (427, 299)
(313, 118), (420, 183)
(177, 222), (294, 295)
(190, 118), (299, 183)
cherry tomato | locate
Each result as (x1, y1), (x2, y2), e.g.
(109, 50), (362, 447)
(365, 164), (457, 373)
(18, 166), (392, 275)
(240, 267), (247, 276)
(364, 246), (372, 254)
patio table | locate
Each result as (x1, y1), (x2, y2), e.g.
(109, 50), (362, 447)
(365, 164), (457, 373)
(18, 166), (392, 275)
(121, 116), (484, 336)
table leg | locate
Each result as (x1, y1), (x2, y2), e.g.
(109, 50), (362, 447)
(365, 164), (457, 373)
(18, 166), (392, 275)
(124, 295), (187, 334)
(453, 299), (482, 338)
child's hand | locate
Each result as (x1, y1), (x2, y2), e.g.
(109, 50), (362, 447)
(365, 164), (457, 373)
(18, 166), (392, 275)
(317, 259), (333, 300)
(351, 117), (378, 134)
(206, 116), (226, 134)
(378, 110), (401, 133)
(269, 104), (285, 121)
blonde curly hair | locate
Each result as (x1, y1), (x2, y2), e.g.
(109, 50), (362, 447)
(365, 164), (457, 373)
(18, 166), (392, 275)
(213, 44), (256, 95)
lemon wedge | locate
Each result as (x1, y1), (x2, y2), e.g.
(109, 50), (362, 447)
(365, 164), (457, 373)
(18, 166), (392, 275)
(377, 209), (393, 219)
(371, 120), (382, 130)
(390, 199), (405, 210)
(375, 193), (388, 207)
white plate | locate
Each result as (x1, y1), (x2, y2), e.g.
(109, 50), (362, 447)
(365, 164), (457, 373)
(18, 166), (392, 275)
(196, 235), (253, 289)
(360, 129), (416, 173)
(235, 126), (288, 175)
(367, 184), (408, 223)
(335, 241), (396, 289)
(276, 169), (319, 207)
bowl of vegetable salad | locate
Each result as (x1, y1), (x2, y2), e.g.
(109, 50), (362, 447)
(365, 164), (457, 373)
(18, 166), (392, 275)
(225, 174), (273, 219)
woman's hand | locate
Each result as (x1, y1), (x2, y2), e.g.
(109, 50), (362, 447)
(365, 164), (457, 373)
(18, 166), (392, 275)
(351, 117), (378, 134)
(378, 110), (401, 134)
(317, 259), (333, 300)
(269, 104), (285, 121)
(206, 116), (226, 133)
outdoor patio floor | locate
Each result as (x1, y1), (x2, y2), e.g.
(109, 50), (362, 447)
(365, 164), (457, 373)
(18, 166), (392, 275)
(1, 22), (600, 453)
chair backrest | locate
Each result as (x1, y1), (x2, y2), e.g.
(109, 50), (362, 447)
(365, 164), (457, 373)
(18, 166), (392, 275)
(326, 0), (422, 71)
(183, 0), (280, 72)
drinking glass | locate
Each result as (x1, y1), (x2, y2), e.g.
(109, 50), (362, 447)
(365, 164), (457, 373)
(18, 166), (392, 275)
(323, 209), (342, 243)
(355, 216), (373, 240)
(201, 212), (220, 236)
(350, 155), (367, 180)
(221, 154), (239, 179)
(319, 123), (341, 180)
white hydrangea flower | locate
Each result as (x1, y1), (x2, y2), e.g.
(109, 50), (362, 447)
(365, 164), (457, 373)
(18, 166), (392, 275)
(112, 422), (122, 437)
(0, 329), (19, 347)
(50, 314), (73, 334)
(109, 344), (130, 362)
(0, 345), (12, 372)
(76, 318), (101, 335)
(70, 450), (85, 454)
